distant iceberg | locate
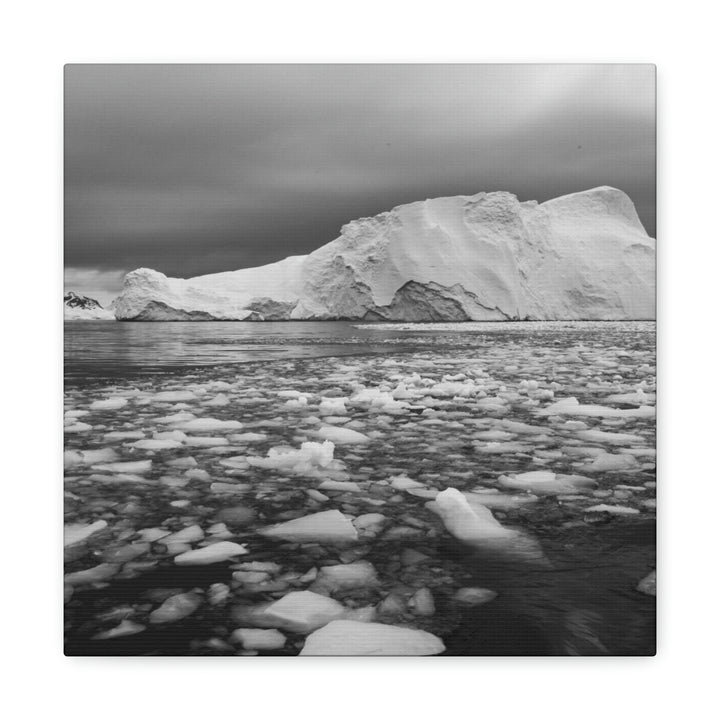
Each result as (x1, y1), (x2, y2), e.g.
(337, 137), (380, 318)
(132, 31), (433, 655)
(64, 291), (115, 320)
(112, 186), (655, 322)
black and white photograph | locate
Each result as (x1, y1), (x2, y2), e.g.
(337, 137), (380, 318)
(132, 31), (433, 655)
(63, 63), (656, 657)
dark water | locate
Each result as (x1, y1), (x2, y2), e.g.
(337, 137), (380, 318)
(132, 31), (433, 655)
(64, 320), (656, 655)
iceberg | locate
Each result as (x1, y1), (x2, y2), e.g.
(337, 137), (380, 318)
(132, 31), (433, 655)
(64, 291), (115, 320)
(112, 187), (655, 322)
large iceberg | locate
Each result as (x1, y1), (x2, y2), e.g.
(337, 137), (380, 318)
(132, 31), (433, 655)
(112, 186), (655, 321)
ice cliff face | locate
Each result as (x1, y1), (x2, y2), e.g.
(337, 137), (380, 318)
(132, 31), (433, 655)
(64, 291), (115, 320)
(113, 186), (655, 322)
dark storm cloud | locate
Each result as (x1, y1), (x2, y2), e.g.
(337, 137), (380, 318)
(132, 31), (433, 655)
(65, 64), (655, 297)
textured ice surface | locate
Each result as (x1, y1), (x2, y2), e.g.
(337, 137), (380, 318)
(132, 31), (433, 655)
(112, 187), (655, 321)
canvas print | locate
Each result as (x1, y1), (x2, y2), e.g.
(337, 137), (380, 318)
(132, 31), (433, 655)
(64, 64), (656, 656)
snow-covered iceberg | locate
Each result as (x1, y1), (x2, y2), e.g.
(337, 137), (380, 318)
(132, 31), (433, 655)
(112, 186), (655, 322)
(64, 291), (115, 320)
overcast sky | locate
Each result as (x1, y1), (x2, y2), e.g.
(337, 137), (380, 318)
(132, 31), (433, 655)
(65, 64), (655, 304)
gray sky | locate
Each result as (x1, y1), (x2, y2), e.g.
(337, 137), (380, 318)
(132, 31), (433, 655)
(65, 64), (655, 305)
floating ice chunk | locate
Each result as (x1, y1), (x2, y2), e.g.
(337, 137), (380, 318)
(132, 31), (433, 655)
(317, 425), (370, 445)
(262, 591), (348, 634)
(318, 479), (361, 493)
(136, 527), (170, 543)
(210, 482), (250, 494)
(229, 432), (267, 443)
(475, 442), (532, 454)
(582, 453), (640, 472)
(453, 587), (498, 606)
(65, 409), (89, 418)
(154, 430), (188, 442)
(174, 541), (249, 565)
(64, 563), (119, 586)
(300, 620), (445, 656)
(104, 430), (146, 440)
(498, 471), (596, 495)
(351, 513), (388, 537)
(166, 456), (197, 468)
(259, 509), (358, 544)
(204, 393), (230, 407)
(351, 387), (407, 413)
(162, 524), (204, 545)
(231, 628), (286, 650)
(389, 474), (424, 491)
(128, 438), (184, 451)
(319, 397), (347, 415)
(246, 441), (335, 474)
(538, 397), (655, 418)
(174, 418), (243, 433)
(585, 504), (640, 515)
(91, 459), (152, 474)
(182, 436), (230, 447)
(65, 422), (93, 433)
(310, 561), (379, 592)
(156, 411), (196, 424)
(499, 420), (548, 435)
(410, 588), (435, 616)
(64, 519), (108, 547)
(576, 429), (645, 445)
(605, 390), (655, 405)
(64, 448), (118, 467)
(92, 620), (145, 640)
(285, 396), (308, 408)
(466, 491), (540, 510)
(151, 390), (198, 403)
(636, 570), (656, 596)
(149, 592), (202, 623)
(429, 488), (517, 543)
(406, 488), (439, 499)
(90, 397), (128, 410)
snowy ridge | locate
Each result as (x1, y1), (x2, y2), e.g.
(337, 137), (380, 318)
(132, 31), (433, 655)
(113, 186), (655, 321)
(64, 291), (115, 320)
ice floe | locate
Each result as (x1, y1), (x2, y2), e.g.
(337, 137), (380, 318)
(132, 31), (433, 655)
(174, 541), (249, 565)
(259, 509), (358, 544)
(300, 620), (445, 656)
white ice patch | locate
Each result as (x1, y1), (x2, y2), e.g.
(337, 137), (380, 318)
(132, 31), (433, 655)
(389, 474), (425, 491)
(245, 441), (335, 474)
(317, 425), (370, 445)
(64, 519), (107, 547)
(575, 429), (645, 445)
(498, 471), (596, 495)
(259, 509), (358, 544)
(173, 418), (243, 433)
(174, 541), (249, 565)
(538, 397), (655, 418)
(585, 504), (640, 515)
(90, 397), (128, 411)
(319, 397), (348, 415)
(91, 459), (152, 474)
(300, 620), (444, 656)
(127, 438), (184, 451)
(150, 390), (198, 403)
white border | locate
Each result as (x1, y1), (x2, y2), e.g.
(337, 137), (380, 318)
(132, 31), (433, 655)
(4, 1), (718, 718)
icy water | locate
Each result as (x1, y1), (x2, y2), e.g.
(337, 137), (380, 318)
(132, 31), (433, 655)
(64, 321), (656, 656)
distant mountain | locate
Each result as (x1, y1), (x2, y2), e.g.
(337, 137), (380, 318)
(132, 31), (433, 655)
(112, 186), (656, 322)
(64, 291), (115, 320)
